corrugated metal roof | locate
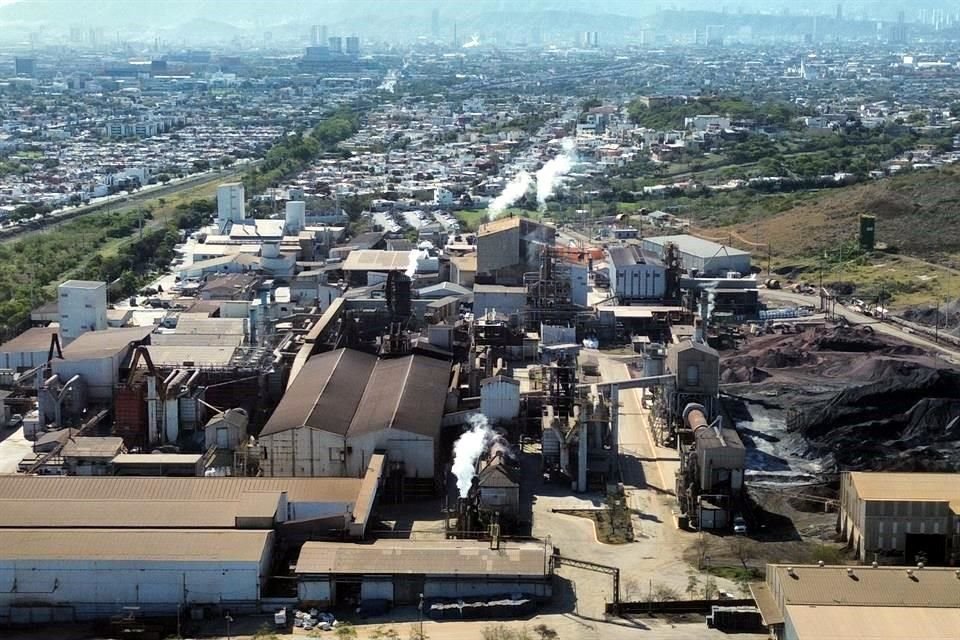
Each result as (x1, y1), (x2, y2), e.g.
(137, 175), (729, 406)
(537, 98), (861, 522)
(296, 540), (547, 576)
(0, 476), (361, 505)
(261, 348), (376, 437)
(849, 472), (960, 503)
(785, 605), (960, 640)
(60, 326), (153, 360)
(176, 317), (247, 335)
(265, 349), (450, 440)
(0, 326), (58, 353)
(0, 499), (267, 529)
(769, 564), (960, 608)
(342, 250), (412, 272)
(0, 529), (271, 562)
(606, 245), (642, 268)
(146, 345), (237, 367)
(644, 234), (750, 258)
(348, 354), (450, 439)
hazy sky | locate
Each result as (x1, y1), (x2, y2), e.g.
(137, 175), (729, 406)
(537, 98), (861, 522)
(0, 0), (943, 45)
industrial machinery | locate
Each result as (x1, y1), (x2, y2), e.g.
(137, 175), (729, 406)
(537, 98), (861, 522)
(675, 402), (745, 531)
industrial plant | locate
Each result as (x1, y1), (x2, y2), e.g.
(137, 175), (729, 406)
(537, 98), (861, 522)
(0, 171), (957, 638)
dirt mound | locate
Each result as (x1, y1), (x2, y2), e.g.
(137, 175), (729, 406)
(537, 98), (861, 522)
(813, 329), (885, 352)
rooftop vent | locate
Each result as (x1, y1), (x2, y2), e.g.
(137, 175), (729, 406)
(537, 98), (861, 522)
(871, 561), (879, 568)
(817, 560), (825, 568)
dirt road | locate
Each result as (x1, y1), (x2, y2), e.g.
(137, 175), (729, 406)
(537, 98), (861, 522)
(760, 289), (960, 364)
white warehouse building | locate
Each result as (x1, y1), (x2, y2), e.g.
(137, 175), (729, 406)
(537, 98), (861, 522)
(0, 529), (273, 623)
(606, 245), (666, 301)
(641, 235), (751, 277)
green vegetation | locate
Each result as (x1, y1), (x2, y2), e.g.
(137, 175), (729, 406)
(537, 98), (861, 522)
(243, 107), (360, 193)
(0, 197), (214, 340)
(627, 95), (803, 130)
(705, 566), (764, 583)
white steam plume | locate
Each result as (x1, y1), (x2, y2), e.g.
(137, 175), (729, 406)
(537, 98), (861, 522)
(452, 413), (494, 497)
(535, 138), (577, 208)
(405, 248), (429, 277)
(487, 170), (532, 219)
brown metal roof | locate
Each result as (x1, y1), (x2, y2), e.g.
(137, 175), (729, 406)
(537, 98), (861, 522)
(0, 476), (362, 505)
(265, 349), (450, 441)
(296, 540), (547, 577)
(848, 472), (960, 503)
(750, 583), (784, 625)
(0, 498), (272, 529)
(769, 564), (960, 608)
(0, 326), (58, 353)
(0, 529), (271, 562)
(260, 348), (376, 437)
(347, 354), (450, 439)
(785, 605), (960, 640)
(60, 326), (154, 360)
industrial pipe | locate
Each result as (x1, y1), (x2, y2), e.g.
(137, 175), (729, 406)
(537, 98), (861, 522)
(682, 403), (709, 433)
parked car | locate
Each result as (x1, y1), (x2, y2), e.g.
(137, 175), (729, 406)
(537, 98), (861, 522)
(733, 515), (748, 535)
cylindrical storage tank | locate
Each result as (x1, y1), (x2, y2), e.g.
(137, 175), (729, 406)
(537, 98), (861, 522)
(285, 200), (306, 234)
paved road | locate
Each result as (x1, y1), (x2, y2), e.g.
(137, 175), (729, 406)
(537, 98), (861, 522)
(760, 289), (960, 364)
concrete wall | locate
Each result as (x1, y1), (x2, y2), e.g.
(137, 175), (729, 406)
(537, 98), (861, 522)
(477, 226), (519, 274)
(58, 282), (107, 343)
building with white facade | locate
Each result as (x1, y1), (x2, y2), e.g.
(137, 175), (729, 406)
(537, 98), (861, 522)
(57, 280), (107, 343)
(605, 246), (666, 301)
(216, 182), (246, 231)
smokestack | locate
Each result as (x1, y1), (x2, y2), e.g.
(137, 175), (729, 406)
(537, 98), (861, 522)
(452, 414), (493, 497)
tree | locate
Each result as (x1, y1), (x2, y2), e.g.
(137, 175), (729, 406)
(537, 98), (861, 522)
(533, 623), (558, 640)
(650, 582), (681, 602)
(685, 572), (701, 597)
(701, 575), (718, 600)
(157, 174), (171, 184)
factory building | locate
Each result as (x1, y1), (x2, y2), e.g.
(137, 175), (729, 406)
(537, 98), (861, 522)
(0, 326), (58, 370)
(476, 216), (555, 283)
(839, 472), (960, 565)
(0, 475), (377, 533)
(473, 284), (527, 317)
(259, 348), (451, 492)
(295, 540), (552, 606)
(0, 529), (274, 623)
(57, 280), (107, 343)
(216, 182), (246, 231)
(751, 563), (960, 640)
(642, 235), (750, 277)
(605, 245), (666, 301)
(50, 325), (153, 405)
